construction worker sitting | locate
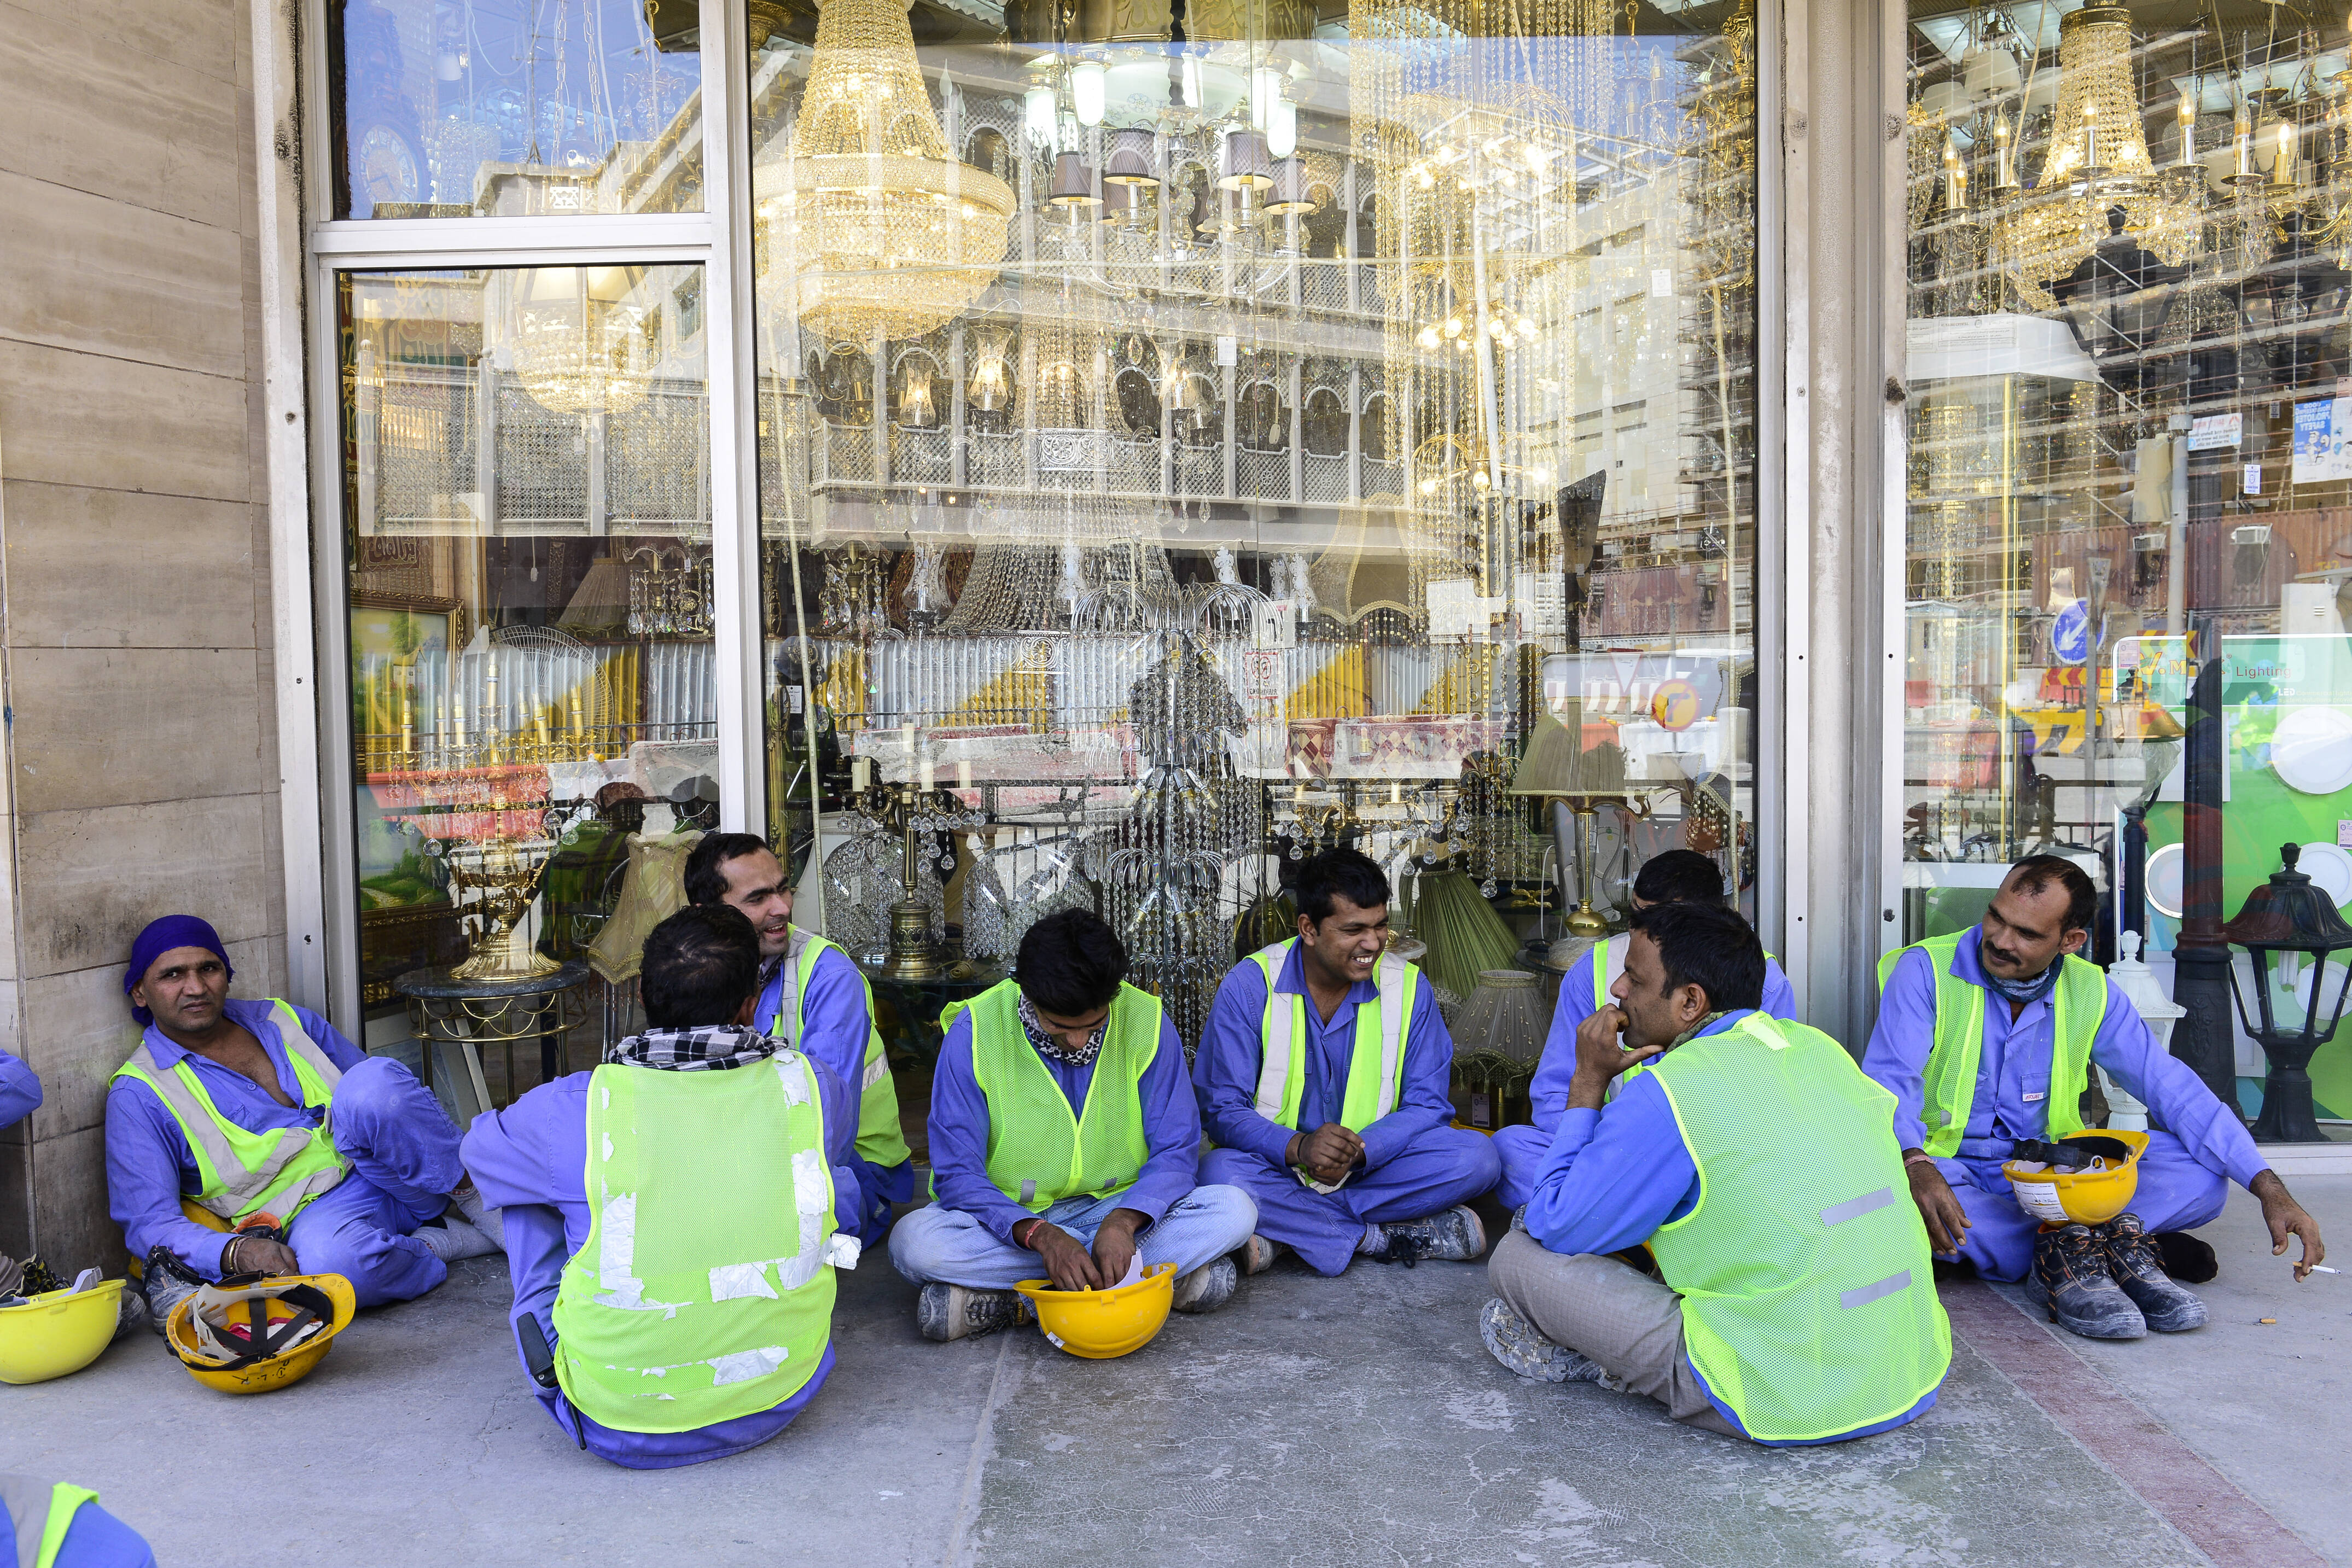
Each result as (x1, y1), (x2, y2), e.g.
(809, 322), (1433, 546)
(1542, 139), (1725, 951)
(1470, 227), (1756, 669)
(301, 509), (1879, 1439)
(889, 909), (1258, 1342)
(462, 904), (861, 1467)
(103, 916), (500, 1326)
(685, 831), (913, 1246)
(1195, 848), (1501, 1276)
(1864, 855), (2327, 1338)
(0, 1474), (156, 1568)
(1484, 902), (1951, 1444)
(1494, 850), (1800, 1208)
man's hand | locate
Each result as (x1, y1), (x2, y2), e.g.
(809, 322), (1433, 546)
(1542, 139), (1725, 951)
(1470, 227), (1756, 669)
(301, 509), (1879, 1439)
(1089, 1209), (1147, 1286)
(1563, 1006), (1662, 1111)
(1904, 1154), (1971, 1255)
(222, 1234), (298, 1278)
(2251, 1169), (2326, 1281)
(1285, 1123), (1363, 1185)
(1023, 1221), (1104, 1292)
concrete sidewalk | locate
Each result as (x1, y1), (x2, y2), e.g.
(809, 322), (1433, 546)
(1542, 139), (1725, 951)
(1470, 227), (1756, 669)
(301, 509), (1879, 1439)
(2, 1179), (2342, 1566)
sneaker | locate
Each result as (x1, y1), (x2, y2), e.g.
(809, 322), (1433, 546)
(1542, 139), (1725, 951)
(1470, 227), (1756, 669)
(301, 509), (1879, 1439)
(1241, 1234), (1287, 1275)
(141, 1246), (205, 1336)
(1376, 1205), (1488, 1266)
(415, 1215), (500, 1263)
(2033, 1223), (2146, 1339)
(1171, 1256), (1239, 1315)
(1479, 1297), (1605, 1383)
(916, 1283), (1033, 1343)
(2155, 1229), (2219, 1285)
(2103, 1214), (2207, 1333)
(449, 1184), (505, 1250)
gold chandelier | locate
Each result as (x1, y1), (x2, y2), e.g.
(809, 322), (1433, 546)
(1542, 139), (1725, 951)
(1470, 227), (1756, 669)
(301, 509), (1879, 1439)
(1988, 7), (2202, 311)
(507, 266), (651, 418)
(754, 0), (1016, 345)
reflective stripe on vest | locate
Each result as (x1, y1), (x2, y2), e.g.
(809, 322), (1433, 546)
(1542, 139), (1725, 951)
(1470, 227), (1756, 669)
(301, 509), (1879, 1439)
(1637, 1013), (1952, 1442)
(552, 1052), (842, 1435)
(0, 1477), (98, 1568)
(1591, 935), (1628, 1011)
(947, 980), (1160, 1211)
(766, 928), (911, 1172)
(108, 1000), (348, 1226)
(1247, 940), (1416, 1190)
(1874, 932), (2102, 1157)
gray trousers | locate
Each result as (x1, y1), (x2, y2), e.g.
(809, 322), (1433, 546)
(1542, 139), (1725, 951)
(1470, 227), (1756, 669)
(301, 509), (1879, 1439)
(1488, 1231), (1744, 1439)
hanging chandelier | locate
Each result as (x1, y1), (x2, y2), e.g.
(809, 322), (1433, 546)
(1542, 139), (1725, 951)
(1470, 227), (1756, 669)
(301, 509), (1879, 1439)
(754, 0), (1016, 345)
(507, 266), (651, 418)
(1988, 6), (2203, 312)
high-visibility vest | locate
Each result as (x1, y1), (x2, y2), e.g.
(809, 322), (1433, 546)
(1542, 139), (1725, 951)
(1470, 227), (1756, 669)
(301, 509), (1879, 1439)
(1246, 939), (1417, 1191)
(944, 980), (1161, 1211)
(552, 1052), (846, 1434)
(1874, 930), (2103, 1157)
(764, 927), (912, 1172)
(0, 1476), (100, 1568)
(109, 1000), (348, 1227)
(1634, 1012), (1952, 1442)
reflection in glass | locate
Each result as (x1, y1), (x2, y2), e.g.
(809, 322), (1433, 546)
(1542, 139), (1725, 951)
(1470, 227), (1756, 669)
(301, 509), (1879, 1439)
(1900, 0), (2352, 1118)
(339, 265), (713, 1085)
(333, 0), (702, 219)
(752, 0), (1760, 1044)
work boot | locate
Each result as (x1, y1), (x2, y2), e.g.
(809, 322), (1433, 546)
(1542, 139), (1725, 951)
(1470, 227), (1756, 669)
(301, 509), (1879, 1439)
(1171, 1256), (1238, 1314)
(2155, 1230), (2219, 1284)
(416, 1214), (500, 1263)
(1478, 1297), (1606, 1384)
(916, 1283), (1033, 1343)
(0, 1254), (20, 1300)
(1240, 1234), (1287, 1275)
(2032, 1223), (2145, 1339)
(1376, 1205), (1488, 1266)
(2103, 1213), (2208, 1333)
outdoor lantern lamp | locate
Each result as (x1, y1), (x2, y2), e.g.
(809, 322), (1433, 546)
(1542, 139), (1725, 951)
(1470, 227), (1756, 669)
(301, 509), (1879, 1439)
(2221, 842), (2352, 1143)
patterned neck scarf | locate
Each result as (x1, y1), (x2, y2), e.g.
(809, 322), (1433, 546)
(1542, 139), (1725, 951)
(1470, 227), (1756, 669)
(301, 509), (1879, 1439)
(1665, 1010), (1730, 1054)
(607, 1024), (777, 1072)
(1017, 994), (1107, 1068)
(1981, 958), (2062, 1009)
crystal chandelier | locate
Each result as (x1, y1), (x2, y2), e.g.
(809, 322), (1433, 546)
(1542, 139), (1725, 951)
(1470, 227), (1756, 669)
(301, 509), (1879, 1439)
(1988, 6), (2202, 312)
(755, 0), (1016, 345)
(508, 266), (651, 418)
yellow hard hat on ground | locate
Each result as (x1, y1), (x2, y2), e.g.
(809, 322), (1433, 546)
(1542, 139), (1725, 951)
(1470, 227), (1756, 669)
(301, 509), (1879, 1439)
(0, 1280), (126, 1385)
(1014, 1263), (1177, 1359)
(166, 1273), (356, 1394)
(2002, 1130), (2150, 1226)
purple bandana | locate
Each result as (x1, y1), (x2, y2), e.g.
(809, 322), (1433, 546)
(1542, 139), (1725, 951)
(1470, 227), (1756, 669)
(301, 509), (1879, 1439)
(125, 916), (234, 1026)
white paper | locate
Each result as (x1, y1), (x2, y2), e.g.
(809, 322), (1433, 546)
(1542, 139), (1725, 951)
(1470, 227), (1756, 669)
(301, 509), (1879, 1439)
(1427, 578), (1478, 637)
(1114, 1254), (1144, 1289)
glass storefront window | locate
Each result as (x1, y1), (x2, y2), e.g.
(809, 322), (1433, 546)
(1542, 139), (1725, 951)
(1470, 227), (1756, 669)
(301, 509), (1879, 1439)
(746, 0), (1762, 1056)
(1902, 2), (2352, 1126)
(331, 0), (704, 219)
(337, 264), (713, 1085)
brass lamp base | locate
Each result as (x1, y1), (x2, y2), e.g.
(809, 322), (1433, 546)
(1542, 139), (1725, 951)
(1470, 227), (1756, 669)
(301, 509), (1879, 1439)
(452, 922), (564, 983)
(883, 897), (941, 980)
(1563, 901), (1610, 939)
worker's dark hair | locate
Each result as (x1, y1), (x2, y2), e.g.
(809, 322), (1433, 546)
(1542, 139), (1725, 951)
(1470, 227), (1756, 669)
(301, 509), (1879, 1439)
(683, 832), (776, 907)
(1628, 901), (1765, 1013)
(1294, 848), (1390, 926)
(640, 905), (763, 1029)
(1632, 848), (1725, 906)
(1015, 908), (1129, 1016)
(2005, 854), (2098, 935)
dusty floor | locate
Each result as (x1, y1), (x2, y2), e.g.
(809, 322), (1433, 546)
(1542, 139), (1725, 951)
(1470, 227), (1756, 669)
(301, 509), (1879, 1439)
(3, 1178), (2344, 1566)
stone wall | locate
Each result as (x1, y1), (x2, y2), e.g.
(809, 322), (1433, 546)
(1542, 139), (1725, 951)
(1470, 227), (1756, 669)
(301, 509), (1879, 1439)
(0, 0), (286, 1268)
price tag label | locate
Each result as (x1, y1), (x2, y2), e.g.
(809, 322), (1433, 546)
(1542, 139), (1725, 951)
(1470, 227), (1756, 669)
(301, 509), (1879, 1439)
(1242, 649), (1284, 700)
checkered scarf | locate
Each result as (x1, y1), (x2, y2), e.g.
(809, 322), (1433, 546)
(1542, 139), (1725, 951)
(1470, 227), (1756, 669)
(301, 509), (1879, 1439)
(1017, 994), (1105, 1068)
(606, 1024), (777, 1072)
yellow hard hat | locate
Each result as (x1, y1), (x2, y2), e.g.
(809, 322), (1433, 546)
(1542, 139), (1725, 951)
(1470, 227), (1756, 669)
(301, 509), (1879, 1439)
(0, 1280), (125, 1385)
(166, 1273), (356, 1395)
(2002, 1130), (2150, 1227)
(1014, 1262), (1177, 1360)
